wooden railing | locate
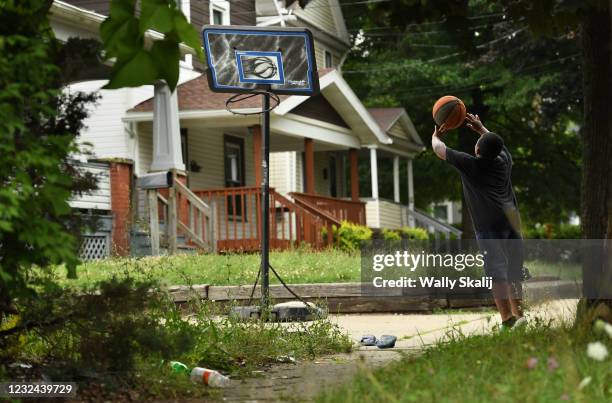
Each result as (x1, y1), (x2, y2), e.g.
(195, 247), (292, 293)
(289, 192), (366, 225)
(193, 186), (336, 251)
(146, 178), (214, 254)
(174, 179), (215, 251)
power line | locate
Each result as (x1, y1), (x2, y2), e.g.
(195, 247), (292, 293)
(343, 27), (527, 74)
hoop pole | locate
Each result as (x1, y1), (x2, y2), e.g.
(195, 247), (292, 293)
(261, 91), (271, 308)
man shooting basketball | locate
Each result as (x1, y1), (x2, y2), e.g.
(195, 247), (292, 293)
(431, 113), (527, 330)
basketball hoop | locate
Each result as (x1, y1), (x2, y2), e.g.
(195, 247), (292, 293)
(202, 25), (319, 312)
(225, 90), (280, 116)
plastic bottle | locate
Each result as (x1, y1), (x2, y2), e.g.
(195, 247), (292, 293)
(170, 361), (190, 375)
(190, 367), (231, 388)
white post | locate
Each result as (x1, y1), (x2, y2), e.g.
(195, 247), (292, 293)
(150, 81), (185, 172)
(393, 155), (400, 203)
(407, 157), (415, 227)
(370, 148), (379, 199)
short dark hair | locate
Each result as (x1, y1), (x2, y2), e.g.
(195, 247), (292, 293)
(477, 132), (504, 160)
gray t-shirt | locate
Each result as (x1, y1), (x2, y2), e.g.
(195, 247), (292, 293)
(446, 145), (520, 233)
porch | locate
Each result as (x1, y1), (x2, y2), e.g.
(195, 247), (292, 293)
(126, 77), (369, 252)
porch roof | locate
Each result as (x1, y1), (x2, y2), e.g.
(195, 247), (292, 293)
(126, 68), (392, 147)
(367, 107), (426, 156)
(129, 69), (334, 113)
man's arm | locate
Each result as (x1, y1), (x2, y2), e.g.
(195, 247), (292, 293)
(431, 124), (448, 160)
(465, 113), (489, 136)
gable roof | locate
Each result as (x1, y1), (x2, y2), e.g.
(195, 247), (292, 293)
(368, 108), (405, 132)
(368, 107), (425, 150)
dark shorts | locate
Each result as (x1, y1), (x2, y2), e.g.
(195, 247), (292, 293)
(475, 229), (524, 282)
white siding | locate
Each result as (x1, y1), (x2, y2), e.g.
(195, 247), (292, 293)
(270, 152), (293, 194)
(295, 0), (336, 33)
(69, 162), (111, 211)
(388, 121), (409, 139)
(295, 152), (303, 192)
(136, 124), (255, 190)
(365, 200), (380, 228)
(377, 200), (404, 229)
(69, 80), (154, 160)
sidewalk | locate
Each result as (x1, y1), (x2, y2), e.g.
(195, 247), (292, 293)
(221, 299), (578, 402)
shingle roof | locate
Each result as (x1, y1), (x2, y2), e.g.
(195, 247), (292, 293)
(367, 107), (405, 132)
(129, 68), (336, 113)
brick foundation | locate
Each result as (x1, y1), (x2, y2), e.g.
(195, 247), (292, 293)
(109, 161), (133, 256)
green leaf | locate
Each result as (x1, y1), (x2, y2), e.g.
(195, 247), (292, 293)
(104, 49), (158, 89)
(173, 11), (204, 60)
(140, 0), (175, 34)
(150, 39), (180, 90)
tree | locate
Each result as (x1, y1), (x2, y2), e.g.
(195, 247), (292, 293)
(0, 0), (99, 320)
(342, 0), (583, 233)
(342, 0), (610, 309)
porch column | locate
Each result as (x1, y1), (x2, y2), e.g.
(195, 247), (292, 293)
(150, 81), (185, 172)
(349, 148), (359, 201)
(393, 155), (400, 203)
(304, 138), (315, 193)
(407, 157), (415, 227)
(370, 147), (379, 199)
(251, 125), (262, 186)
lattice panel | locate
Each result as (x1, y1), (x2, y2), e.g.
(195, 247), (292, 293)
(79, 235), (110, 260)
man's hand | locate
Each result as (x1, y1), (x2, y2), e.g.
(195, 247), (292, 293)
(465, 113), (489, 136)
(431, 124), (448, 160)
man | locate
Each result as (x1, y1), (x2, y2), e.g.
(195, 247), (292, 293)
(432, 113), (526, 330)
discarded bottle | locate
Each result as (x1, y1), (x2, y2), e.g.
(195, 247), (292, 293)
(170, 361), (190, 375)
(190, 367), (231, 388)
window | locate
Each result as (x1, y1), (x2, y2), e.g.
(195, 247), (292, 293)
(433, 205), (449, 222)
(180, 129), (188, 171)
(324, 50), (333, 68)
(210, 0), (230, 25)
(224, 135), (245, 217)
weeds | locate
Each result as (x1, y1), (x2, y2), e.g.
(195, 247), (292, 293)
(317, 320), (611, 402)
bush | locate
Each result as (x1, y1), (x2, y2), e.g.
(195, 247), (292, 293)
(323, 221), (372, 252)
(382, 228), (402, 241)
(399, 227), (429, 240)
(524, 223), (582, 239)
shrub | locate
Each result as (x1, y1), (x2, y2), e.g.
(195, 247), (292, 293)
(399, 227), (429, 240)
(325, 221), (372, 252)
(524, 223), (582, 239)
(382, 228), (401, 241)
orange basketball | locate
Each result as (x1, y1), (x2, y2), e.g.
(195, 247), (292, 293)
(432, 95), (466, 130)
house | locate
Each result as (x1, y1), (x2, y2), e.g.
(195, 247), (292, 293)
(51, 0), (457, 258)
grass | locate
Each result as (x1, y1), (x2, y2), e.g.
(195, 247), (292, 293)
(3, 277), (353, 400)
(49, 249), (580, 289)
(51, 248), (361, 288)
(317, 321), (611, 403)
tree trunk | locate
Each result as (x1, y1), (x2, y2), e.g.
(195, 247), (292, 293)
(580, 2), (611, 303)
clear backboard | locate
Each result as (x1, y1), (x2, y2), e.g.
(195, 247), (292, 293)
(202, 26), (319, 95)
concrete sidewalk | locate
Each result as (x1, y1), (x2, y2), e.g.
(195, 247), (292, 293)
(222, 299), (578, 402)
(334, 298), (578, 351)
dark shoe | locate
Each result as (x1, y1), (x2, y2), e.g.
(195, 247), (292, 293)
(500, 317), (517, 331)
(375, 335), (397, 349)
(360, 335), (377, 346)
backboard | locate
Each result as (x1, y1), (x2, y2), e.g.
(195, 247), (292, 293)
(202, 26), (319, 95)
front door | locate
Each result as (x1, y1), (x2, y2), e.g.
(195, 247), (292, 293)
(224, 135), (245, 216)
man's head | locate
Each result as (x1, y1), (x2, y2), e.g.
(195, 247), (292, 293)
(475, 132), (504, 160)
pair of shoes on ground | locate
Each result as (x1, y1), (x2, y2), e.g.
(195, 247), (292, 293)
(500, 316), (528, 331)
(360, 334), (397, 349)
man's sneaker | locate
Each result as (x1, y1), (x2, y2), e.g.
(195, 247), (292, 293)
(500, 317), (517, 331)
(512, 316), (528, 330)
